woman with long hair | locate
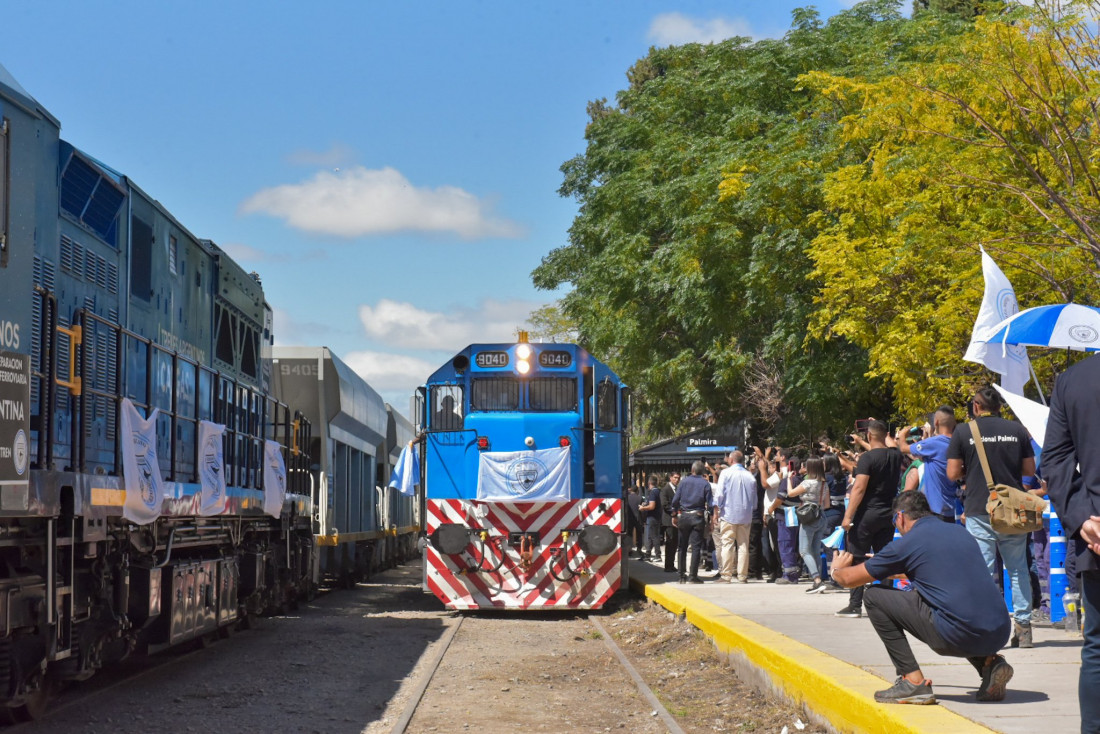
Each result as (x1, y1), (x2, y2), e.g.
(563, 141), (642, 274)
(789, 457), (830, 594)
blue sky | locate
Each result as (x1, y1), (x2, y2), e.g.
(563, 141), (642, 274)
(5, 0), (860, 414)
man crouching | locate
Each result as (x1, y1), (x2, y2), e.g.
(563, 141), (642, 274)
(831, 491), (1013, 705)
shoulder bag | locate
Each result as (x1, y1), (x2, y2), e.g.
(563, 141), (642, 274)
(794, 480), (822, 524)
(969, 420), (1045, 535)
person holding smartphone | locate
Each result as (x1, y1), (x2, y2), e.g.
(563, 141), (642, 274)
(837, 419), (902, 618)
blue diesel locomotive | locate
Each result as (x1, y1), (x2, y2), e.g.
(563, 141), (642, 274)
(0, 64), (412, 719)
(418, 336), (630, 609)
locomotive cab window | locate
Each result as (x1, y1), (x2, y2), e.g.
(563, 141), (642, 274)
(596, 378), (618, 430)
(470, 377), (519, 412)
(529, 378), (577, 412)
(431, 385), (464, 431)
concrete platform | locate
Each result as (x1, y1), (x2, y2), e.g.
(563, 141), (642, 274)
(627, 560), (1082, 734)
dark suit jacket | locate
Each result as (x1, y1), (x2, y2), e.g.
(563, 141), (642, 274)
(1044, 353), (1100, 573)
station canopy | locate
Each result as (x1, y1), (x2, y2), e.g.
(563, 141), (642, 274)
(629, 423), (746, 475)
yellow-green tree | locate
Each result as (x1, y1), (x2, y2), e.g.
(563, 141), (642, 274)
(804, 2), (1100, 416)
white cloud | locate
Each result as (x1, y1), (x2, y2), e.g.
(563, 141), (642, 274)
(270, 307), (336, 346)
(357, 298), (547, 352)
(221, 242), (326, 263)
(341, 349), (437, 393)
(286, 143), (357, 168)
(647, 12), (756, 45)
(240, 166), (524, 240)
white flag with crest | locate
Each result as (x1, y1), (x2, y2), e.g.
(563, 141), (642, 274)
(963, 246), (1031, 394)
(197, 420), (227, 516)
(119, 398), (165, 525)
(477, 446), (571, 501)
(263, 439), (287, 518)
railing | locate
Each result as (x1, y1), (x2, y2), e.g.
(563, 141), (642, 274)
(31, 297), (310, 497)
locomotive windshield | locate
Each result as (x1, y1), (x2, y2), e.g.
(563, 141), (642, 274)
(528, 378), (577, 412)
(431, 385), (464, 430)
(470, 377), (519, 412)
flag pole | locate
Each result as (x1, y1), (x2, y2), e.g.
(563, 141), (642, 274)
(1029, 361), (1047, 406)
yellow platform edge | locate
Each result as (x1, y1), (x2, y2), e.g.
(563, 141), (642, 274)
(630, 576), (998, 734)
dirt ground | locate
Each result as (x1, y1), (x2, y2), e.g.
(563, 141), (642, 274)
(14, 565), (828, 734)
(602, 598), (828, 734)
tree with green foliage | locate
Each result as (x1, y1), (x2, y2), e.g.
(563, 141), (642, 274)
(804, 2), (1100, 417)
(535, 1), (968, 444)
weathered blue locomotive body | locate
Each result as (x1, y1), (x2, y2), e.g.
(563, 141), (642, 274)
(0, 64), (351, 719)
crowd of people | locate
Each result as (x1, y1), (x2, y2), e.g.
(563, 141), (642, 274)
(623, 384), (1078, 708)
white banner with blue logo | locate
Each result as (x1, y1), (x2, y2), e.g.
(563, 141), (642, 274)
(476, 446), (571, 502)
(119, 398), (165, 525)
(263, 439), (287, 518)
(197, 420), (227, 516)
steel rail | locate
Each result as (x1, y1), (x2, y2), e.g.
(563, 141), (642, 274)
(589, 615), (686, 734)
(389, 615), (465, 734)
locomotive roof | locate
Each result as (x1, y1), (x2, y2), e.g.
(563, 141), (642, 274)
(0, 62), (60, 126)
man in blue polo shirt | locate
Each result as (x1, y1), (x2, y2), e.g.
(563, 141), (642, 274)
(832, 491), (1012, 705)
(896, 406), (960, 522)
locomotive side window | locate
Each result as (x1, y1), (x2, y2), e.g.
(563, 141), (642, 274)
(130, 216), (154, 301)
(470, 377), (519, 412)
(596, 378), (618, 430)
(529, 378), (577, 412)
(0, 117), (7, 267)
(431, 385), (464, 431)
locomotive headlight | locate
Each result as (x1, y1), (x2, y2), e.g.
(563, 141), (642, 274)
(516, 359), (531, 374)
(516, 343), (532, 359)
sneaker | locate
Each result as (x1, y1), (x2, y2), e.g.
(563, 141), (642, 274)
(823, 580), (844, 593)
(805, 581), (826, 594)
(835, 605), (862, 618)
(977, 655), (1014, 701)
(774, 577), (794, 585)
(688, 577), (704, 584)
(1011, 622), (1033, 649)
(873, 677), (936, 705)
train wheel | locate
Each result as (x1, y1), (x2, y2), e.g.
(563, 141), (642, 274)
(13, 670), (53, 722)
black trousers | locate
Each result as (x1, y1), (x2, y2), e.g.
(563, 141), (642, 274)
(864, 585), (991, 677)
(848, 513), (895, 609)
(662, 526), (679, 571)
(748, 518), (763, 579)
(676, 513), (705, 579)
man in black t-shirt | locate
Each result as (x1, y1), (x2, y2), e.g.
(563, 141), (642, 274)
(947, 387), (1036, 648)
(837, 420), (901, 618)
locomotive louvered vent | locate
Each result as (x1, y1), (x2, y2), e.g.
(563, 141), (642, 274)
(60, 235), (119, 294)
(60, 152), (125, 245)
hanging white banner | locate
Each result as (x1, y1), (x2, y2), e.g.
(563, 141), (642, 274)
(119, 398), (165, 525)
(263, 439), (287, 518)
(476, 446), (571, 502)
(388, 443), (420, 497)
(197, 420), (227, 516)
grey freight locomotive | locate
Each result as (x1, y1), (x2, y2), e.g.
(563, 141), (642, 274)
(0, 63), (414, 721)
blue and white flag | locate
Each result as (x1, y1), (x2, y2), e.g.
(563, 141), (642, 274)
(823, 525), (846, 551)
(477, 446), (571, 502)
(388, 443), (420, 497)
(119, 398), (165, 525)
(963, 246), (1031, 394)
(263, 439), (287, 518)
(197, 420), (227, 516)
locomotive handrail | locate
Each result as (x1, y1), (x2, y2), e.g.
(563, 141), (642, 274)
(54, 323), (82, 396)
(62, 307), (310, 487)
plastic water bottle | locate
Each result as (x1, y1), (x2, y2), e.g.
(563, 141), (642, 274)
(1063, 592), (1082, 635)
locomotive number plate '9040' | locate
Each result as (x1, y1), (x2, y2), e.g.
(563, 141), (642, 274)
(475, 351), (509, 368)
(538, 351), (572, 368)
